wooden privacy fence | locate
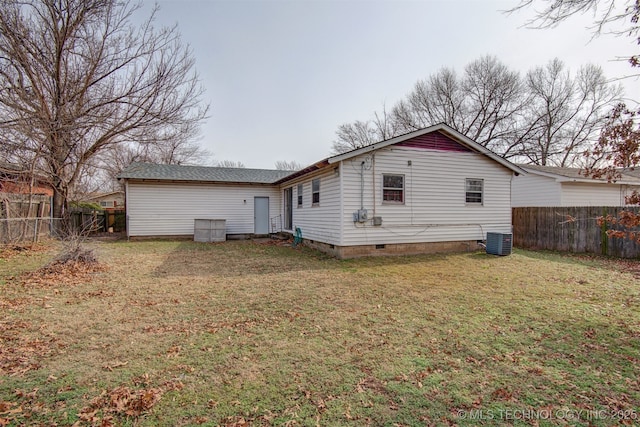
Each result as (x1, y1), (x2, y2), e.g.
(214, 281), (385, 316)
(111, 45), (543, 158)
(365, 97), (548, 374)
(512, 206), (640, 258)
(0, 192), (51, 243)
(68, 209), (126, 234)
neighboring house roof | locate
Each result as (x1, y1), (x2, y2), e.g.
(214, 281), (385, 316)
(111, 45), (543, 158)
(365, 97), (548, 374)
(86, 191), (124, 200)
(118, 162), (293, 184)
(274, 123), (526, 185)
(520, 165), (640, 185)
(0, 162), (53, 195)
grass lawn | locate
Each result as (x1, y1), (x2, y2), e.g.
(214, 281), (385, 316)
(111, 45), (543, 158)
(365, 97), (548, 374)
(1, 240), (639, 426)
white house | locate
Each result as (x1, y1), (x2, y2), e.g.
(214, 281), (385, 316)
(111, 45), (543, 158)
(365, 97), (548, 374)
(118, 124), (526, 258)
(511, 165), (640, 207)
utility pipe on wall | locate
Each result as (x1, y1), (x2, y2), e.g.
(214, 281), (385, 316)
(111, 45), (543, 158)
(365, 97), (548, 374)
(360, 161), (365, 210)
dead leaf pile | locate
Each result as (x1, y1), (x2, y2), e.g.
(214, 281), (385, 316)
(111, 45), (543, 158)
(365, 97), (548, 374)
(0, 243), (50, 260)
(18, 258), (106, 288)
(75, 380), (184, 426)
(76, 386), (163, 426)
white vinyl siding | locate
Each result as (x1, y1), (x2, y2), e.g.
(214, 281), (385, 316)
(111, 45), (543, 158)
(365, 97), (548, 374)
(340, 147), (513, 246)
(561, 182), (631, 206)
(512, 174), (640, 207)
(285, 169), (342, 245)
(127, 182), (280, 236)
(511, 173), (562, 207)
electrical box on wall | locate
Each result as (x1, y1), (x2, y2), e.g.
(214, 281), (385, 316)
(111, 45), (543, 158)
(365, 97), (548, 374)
(353, 209), (369, 222)
(373, 216), (383, 226)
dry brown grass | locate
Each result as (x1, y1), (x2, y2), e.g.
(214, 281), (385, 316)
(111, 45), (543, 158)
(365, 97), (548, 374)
(0, 240), (639, 426)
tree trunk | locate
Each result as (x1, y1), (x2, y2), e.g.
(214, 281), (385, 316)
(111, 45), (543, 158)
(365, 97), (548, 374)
(52, 185), (68, 234)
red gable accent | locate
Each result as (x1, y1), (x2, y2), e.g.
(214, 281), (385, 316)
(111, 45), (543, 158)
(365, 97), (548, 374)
(397, 131), (471, 152)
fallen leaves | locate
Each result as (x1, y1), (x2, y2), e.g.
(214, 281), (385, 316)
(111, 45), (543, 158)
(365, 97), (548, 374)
(76, 386), (163, 425)
(75, 380), (184, 427)
(19, 258), (106, 288)
(0, 320), (60, 376)
(0, 400), (22, 426)
(101, 360), (128, 371)
(0, 242), (50, 260)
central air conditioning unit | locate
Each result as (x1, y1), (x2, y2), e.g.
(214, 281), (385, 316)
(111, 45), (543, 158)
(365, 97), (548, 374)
(486, 232), (512, 256)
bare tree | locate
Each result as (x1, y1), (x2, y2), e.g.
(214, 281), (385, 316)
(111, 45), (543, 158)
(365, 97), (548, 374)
(517, 60), (622, 166)
(332, 120), (381, 153)
(332, 56), (621, 165)
(509, 0), (640, 72)
(332, 103), (408, 153)
(274, 160), (303, 171)
(0, 0), (208, 225)
(334, 56), (527, 156)
(215, 160), (245, 168)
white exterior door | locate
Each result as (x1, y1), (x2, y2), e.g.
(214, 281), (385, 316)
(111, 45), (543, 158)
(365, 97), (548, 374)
(254, 197), (269, 234)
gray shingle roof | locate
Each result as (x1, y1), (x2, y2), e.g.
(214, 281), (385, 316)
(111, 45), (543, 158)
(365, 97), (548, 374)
(118, 162), (294, 184)
(521, 164), (640, 184)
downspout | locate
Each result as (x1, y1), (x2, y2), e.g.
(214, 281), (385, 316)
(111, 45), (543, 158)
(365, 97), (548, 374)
(510, 173), (514, 235)
(372, 154), (376, 217)
(360, 161), (365, 210)
(124, 180), (130, 241)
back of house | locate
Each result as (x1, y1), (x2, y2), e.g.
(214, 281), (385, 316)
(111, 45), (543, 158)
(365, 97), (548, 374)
(118, 124), (525, 258)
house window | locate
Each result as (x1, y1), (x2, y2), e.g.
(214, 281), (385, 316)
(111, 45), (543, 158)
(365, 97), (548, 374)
(465, 178), (483, 204)
(382, 174), (404, 203)
(100, 201), (107, 207)
(297, 184), (303, 207)
(312, 179), (320, 205)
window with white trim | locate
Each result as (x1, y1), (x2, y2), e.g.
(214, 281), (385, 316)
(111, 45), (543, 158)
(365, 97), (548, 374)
(297, 184), (303, 207)
(382, 174), (404, 204)
(465, 178), (483, 204)
(312, 179), (320, 205)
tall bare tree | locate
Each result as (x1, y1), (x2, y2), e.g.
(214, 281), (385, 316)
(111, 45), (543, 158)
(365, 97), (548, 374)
(509, 0), (640, 73)
(333, 56), (527, 156)
(518, 60), (622, 166)
(332, 103), (401, 153)
(332, 56), (621, 166)
(0, 0), (208, 223)
(215, 160), (245, 168)
(274, 160), (303, 171)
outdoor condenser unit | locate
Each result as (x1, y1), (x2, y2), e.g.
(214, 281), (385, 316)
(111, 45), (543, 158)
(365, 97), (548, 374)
(486, 232), (512, 256)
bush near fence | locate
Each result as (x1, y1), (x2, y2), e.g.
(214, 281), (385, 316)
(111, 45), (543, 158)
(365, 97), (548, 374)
(512, 206), (640, 258)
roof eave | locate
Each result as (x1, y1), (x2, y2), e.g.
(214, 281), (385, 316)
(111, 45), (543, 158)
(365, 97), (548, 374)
(522, 168), (640, 185)
(121, 177), (278, 186)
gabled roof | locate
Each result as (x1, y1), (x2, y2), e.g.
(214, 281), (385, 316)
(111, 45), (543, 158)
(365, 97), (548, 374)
(86, 191), (125, 200)
(520, 165), (640, 185)
(275, 123), (525, 184)
(120, 124), (525, 186)
(118, 162), (293, 184)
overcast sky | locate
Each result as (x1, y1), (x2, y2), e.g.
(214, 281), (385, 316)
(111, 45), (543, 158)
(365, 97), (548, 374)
(143, 0), (638, 169)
